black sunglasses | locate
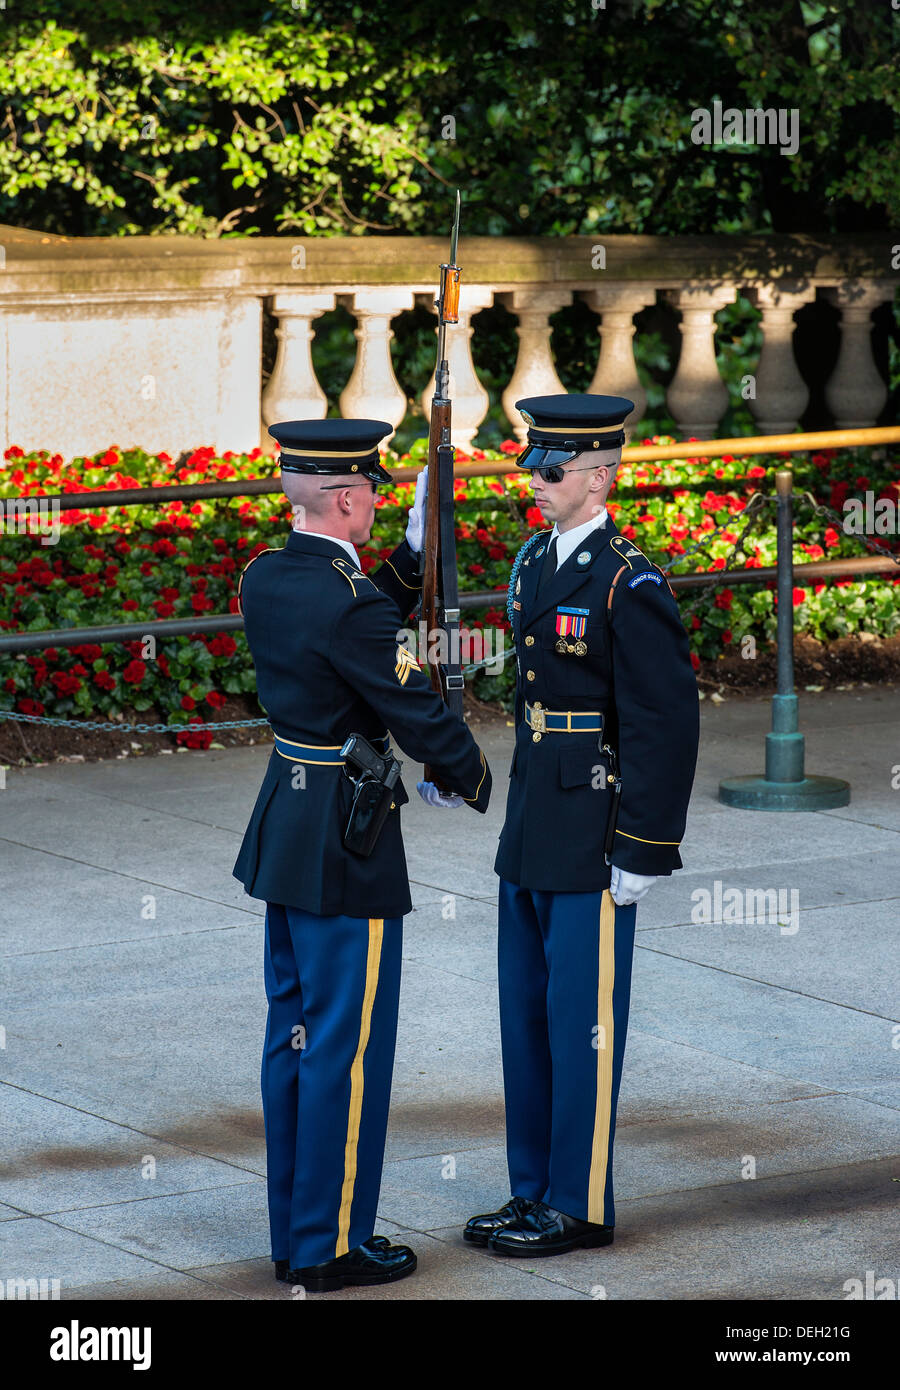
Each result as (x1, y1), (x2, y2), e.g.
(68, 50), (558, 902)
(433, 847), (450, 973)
(516, 443), (610, 485)
(535, 463), (606, 485)
(318, 479), (377, 492)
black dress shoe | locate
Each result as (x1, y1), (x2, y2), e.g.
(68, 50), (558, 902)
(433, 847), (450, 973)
(463, 1195), (537, 1247)
(488, 1201), (613, 1257)
(274, 1235), (393, 1283)
(281, 1238), (417, 1292)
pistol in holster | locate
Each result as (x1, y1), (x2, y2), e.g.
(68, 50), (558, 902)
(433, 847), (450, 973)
(340, 733), (403, 858)
(602, 742), (623, 866)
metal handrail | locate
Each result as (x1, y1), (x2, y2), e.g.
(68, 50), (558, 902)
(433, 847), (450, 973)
(3, 426), (899, 512)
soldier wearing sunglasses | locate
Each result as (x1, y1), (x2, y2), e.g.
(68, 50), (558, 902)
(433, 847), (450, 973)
(465, 393), (699, 1258)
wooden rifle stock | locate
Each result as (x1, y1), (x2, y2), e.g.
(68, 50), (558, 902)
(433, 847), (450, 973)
(421, 192), (464, 788)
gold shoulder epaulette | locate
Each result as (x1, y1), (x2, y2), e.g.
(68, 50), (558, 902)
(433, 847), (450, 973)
(608, 534), (650, 571)
(332, 556), (375, 596)
(237, 547), (279, 613)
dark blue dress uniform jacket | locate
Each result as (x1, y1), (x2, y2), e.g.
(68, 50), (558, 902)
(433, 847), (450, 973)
(233, 531), (490, 920)
(495, 519), (699, 892)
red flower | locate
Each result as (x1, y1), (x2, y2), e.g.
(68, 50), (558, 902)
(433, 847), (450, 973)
(468, 563), (485, 576)
(181, 695), (196, 711)
(122, 660), (146, 685)
(824, 527), (839, 548)
(793, 587), (806, 606)
(721, 630), (732, 644)
(620, 525), (637, 540)
(176, 717), (213, 751)
(525, 507), (545, 528)
(153, 602), (175, 618)
(122, 599), (139, 612)
(499, 439), (521, 454)
(50, 672), (82, 694)
(689, 652), (700, 672)
(70, 663), (88, 677)
(17, 697), (45, 715)
(208, 635), (237, 657)
(93, 670), (116, 691)
(691, 615), (701, 630)
(747, 465), (766, 478)
(205, 690), (227, 708)
(714, 589), (733, 610)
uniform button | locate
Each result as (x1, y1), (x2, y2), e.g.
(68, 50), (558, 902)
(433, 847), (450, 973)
(526, 670), (535, 681)
(524, 635), (535, 646)
(532, 731), (542, 743)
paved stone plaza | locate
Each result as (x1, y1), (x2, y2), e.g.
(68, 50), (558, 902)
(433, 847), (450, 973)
(1, 686), (898, 1300)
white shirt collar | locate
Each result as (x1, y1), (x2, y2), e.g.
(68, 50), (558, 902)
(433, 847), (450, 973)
(292, 527), (360, 567)
(550, 507), (608, 569)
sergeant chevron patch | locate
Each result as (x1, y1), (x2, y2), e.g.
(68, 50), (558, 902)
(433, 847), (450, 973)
(395, 644), (418, 685)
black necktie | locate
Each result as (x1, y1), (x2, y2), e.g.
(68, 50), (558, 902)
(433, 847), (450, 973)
(538, 534), (559, 592)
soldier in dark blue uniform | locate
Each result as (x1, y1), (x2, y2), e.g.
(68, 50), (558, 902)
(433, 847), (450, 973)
(464, 394), (699, 1257)
(233, 418), (491, 1291)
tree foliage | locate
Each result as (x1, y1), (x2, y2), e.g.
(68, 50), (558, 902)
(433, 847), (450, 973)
(0, 0), (896, 238)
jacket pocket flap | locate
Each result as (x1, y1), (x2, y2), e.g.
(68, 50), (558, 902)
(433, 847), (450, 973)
(558, 746), (602, 789)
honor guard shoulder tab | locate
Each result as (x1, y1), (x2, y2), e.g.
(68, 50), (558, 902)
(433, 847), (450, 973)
(332, 556), (376, 596)
(237, 547), (279, 615)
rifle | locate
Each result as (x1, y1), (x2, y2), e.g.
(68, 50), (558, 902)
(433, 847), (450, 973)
(420, 190), (464, 752)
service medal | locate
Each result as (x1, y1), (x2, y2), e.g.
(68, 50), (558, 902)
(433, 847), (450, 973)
(555, 606), (589, 652)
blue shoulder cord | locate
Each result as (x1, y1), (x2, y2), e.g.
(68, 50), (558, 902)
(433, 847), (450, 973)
(505, 532), (547, 625)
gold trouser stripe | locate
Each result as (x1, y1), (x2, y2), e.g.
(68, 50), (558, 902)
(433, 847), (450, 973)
(616, 829), (680, 845)
(587, 890), (617, 1225)
(336, 918), (384, 1256)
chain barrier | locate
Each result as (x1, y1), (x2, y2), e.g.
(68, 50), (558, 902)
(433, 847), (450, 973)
(797, 491), (900, 567)
(0, 711), (270, 734)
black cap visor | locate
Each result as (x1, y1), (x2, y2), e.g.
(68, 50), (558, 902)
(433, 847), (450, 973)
(279, 451), (393, 485)
(516, 443), (583, 472)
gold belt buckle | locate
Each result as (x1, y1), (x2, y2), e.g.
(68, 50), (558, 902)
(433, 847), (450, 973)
(529, 701), (546, 734)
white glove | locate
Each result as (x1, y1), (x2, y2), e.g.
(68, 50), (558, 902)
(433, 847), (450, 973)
(610, 866), (658, 906)
(405, 466), (428, 553)
(417, 779), (463, 809)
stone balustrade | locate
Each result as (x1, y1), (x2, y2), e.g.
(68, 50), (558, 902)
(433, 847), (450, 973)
(0, 224), (894, 458)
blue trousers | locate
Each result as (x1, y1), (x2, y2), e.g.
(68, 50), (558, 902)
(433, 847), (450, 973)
(497, 879), (637, 1227)
(261, 904), (402, 1269)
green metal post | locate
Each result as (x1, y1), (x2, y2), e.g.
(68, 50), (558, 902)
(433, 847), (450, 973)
(719, 468), (850, 810)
